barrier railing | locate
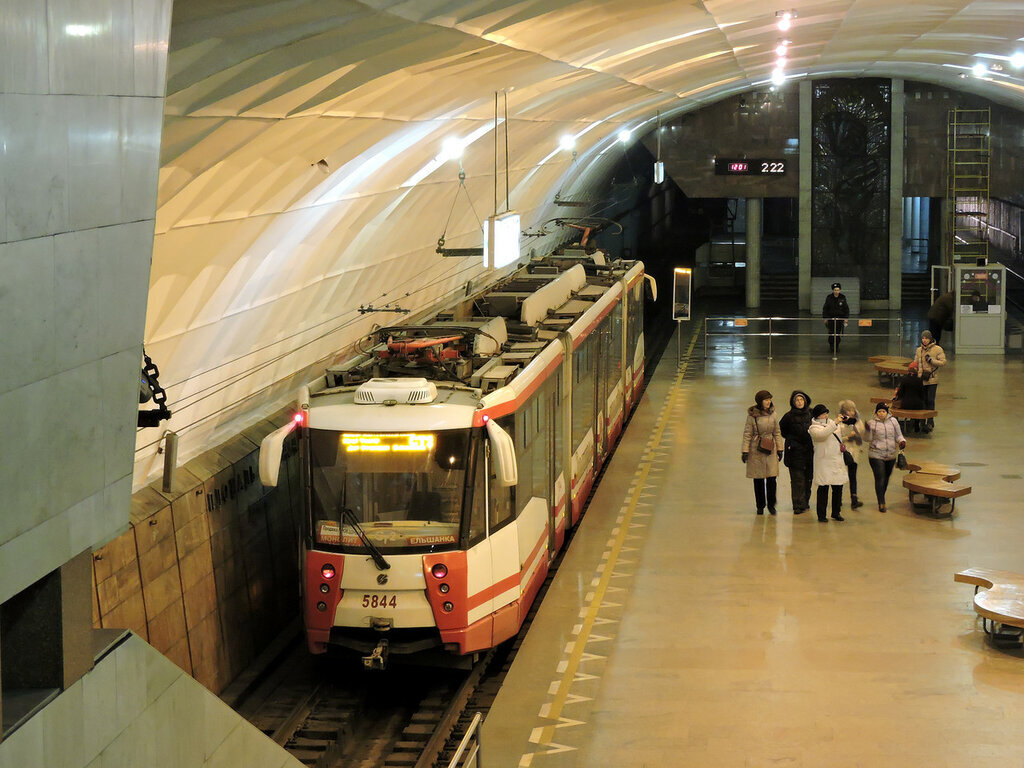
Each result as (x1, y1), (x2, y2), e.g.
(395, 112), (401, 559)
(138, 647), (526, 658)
(445, 711), (483, 768)
(703, 316), (904, 361)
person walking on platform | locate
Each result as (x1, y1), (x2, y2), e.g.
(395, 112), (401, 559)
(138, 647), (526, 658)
(779, 390), (814, 514)
(741, 390), (783, 516)
(914, 330), (946, 433)
(837, 400), (865, 509)
(864, 402), (906, 513)
(822, 282), (850, 353)
(809, 404), (848, 522)
(927, 291), (955, 345)
(893, 361), (927, 433)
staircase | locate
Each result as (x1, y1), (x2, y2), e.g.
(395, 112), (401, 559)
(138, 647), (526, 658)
(760, 274), (798, 302)
(901, 273), (931, 303)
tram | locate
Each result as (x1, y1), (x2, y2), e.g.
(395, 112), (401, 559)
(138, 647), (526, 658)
(259, 248), (652, 667)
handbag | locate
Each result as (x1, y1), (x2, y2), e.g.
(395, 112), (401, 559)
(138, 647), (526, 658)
(896, 450), (908, 470)
(835, 434), (855, 467)
(756, 421), (774, 454)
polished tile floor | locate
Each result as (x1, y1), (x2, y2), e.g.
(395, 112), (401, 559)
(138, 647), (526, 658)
(483, 317), (1024, 768)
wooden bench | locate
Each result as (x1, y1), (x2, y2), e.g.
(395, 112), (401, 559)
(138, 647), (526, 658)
(954, 568), (1024, 646)
(902, 463), (971, 516)
(869, 355), (912, 386)
(868, 397), (937, 423)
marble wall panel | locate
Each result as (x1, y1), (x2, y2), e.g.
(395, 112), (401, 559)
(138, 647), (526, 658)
(48, 359), (106, 512)
(68, 96), (123, 230)
(2, 95), (70, 240)
(132, 0), (172, 97)
(101, 348), (142, 487)
(0, 0), (49, 93)
(0, 236), (55, 394)
(121, 96), (163, 220)
(97, 221), (154, 357)
(47, 0), (134, 96)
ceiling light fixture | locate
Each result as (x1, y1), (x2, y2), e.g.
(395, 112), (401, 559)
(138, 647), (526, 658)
(775, 10), (795, 32)
(972, 62), (988, 78)
(775, 41), (789, 57)
(1011, 52), (1024, 69)
(618, 129), (632, 144)
(559, 135), (576, 151)
(654, 111), (665, 184)
(440, 136), (465, 161)
(771, 67), (786, 86)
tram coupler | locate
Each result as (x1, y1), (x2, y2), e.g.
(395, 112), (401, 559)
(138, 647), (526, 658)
(363, 638), (389, 670)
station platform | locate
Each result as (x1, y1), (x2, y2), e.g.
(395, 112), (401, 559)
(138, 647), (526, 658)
(482, 318), (1024, 767)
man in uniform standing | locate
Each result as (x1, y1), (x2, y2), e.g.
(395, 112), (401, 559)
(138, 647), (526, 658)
(822, 282), (850, 354)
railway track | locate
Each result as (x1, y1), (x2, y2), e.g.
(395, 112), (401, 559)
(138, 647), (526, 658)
(231, 310), (687, 766)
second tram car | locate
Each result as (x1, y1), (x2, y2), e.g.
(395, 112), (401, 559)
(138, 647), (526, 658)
(260, 249), (651, 667)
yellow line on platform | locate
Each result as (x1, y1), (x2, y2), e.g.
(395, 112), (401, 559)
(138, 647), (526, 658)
(533, 326), (699, 747)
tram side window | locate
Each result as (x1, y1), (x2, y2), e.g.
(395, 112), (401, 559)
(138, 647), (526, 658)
(610, 304), (623, 379)
(467, 439), (486, 544)
(490, 416), (514, 529)
(515, 401), (534, 517)
(552, 371), (564, 489)
(572, 336), (595, 448)
(532, 388), (550, 505)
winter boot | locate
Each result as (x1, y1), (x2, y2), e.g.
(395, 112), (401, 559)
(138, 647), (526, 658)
(851, 495), (864, 509)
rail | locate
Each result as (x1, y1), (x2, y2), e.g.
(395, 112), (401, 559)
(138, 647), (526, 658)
(703, 316), (904, 360)
(446, 711), (484, 768)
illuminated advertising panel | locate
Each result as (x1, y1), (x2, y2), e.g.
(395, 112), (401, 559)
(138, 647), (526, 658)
(483, 211), (521, 269)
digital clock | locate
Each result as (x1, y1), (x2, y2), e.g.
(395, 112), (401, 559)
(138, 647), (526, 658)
(714, 158), (788, 176)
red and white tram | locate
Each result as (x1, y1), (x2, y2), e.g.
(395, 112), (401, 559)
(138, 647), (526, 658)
(259, 249), (651, 667)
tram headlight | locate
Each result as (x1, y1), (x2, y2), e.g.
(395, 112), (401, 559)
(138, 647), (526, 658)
(439, 583), (450, 594)
(442, 601), (454, 613)
(321, 563), (336, 579)
(431, 564), (448, 579)
(319, 583), (330, 594)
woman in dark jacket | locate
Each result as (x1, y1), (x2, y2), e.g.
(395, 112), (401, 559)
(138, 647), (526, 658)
(741, 390), (783, 515)
(779, 390), (813, 514)
(893, 362), (927, 432)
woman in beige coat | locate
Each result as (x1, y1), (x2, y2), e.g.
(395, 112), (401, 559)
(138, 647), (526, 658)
(914, 330), (946, 432)
(741, 390), (783, 515)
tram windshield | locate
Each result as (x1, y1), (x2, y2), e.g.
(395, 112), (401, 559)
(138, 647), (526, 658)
(308, 428), (469, 551)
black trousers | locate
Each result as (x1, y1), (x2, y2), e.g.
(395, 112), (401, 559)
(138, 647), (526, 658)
(789, 462), (813, 510)
(827, 319), (845, 352)
(846, 459), (858, 496)
(869, 457), (896, 504)
(816, 485), (843, 518)
(923, 384), (937, 413)
(753, 477), (778, 511)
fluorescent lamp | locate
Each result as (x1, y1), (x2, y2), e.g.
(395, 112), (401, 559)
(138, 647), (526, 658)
(559, 135), (576, 151)
(440, 137), (464, 161)
(654, 161), (665, 184)
(618, 129), (632, 144)
(972, 63), (988, 77)
(483, 212), (521, 270)
(771, 68), (786, 86)
(1011, 52), (1024, 69)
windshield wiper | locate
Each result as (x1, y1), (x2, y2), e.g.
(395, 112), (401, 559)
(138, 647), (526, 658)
(341, 507), (391, 571)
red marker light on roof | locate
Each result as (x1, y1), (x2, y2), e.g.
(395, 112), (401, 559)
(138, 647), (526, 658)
(481, 414), (490, 423)
(294, 412), (306, 426)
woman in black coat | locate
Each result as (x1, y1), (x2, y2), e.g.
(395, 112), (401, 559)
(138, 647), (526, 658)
(779, 390), (814, 514)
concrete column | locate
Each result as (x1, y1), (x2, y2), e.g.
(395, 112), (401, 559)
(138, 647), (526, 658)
(889, 78), (905, 310)
(746, 198), (762, 308)
(798, 79), (813, 311)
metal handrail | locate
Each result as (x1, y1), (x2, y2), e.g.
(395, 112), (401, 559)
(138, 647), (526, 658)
(446, 711), (483, 768)
(703, 315), (904, 361)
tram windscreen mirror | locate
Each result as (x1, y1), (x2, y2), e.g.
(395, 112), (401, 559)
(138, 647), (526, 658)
(672, 268), (692, 321)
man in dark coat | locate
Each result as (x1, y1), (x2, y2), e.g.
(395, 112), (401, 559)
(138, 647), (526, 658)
(927, 291), (955, 344)
(822, 282), (850, 353)
(779, 390), (814, 513)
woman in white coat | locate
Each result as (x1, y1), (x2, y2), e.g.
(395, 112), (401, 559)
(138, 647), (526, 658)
(808, 404), (848, 522)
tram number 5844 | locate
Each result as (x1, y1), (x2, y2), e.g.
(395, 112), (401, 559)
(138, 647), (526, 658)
(362, 594), (397, 609)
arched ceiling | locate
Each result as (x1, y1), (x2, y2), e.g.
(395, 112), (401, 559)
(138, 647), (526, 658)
(137, 0), (1024, 483)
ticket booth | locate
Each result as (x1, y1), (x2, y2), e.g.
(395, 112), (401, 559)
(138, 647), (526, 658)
(954, 263), (1005, 355)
